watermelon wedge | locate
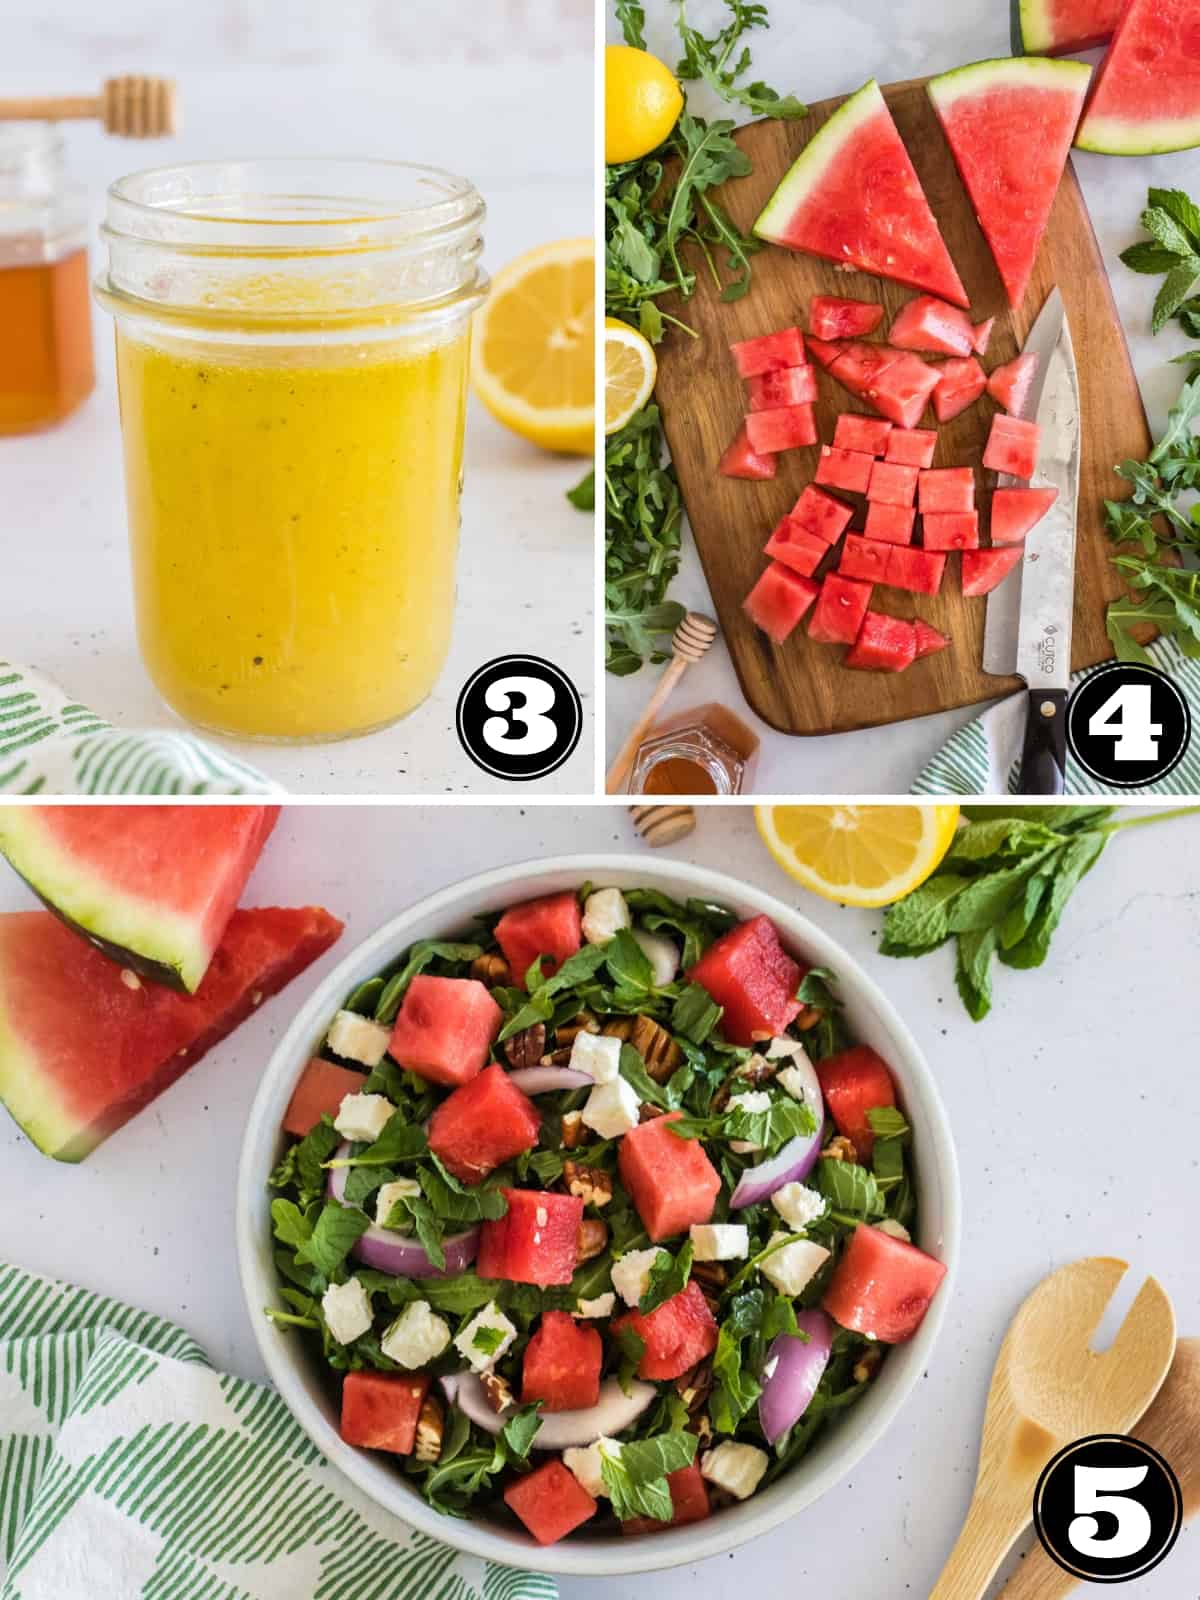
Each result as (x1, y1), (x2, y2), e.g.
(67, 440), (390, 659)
(889, 296), (976, 357)
(754, 80), (969, 308)
(806, 337), (842, 371)
(1075, 0), (1200, 154)
(809, 296), (884, 340)
(963, 547), (1023, 595)
(987, 352), (1039, 415)
(719, 423), (776, 481)
(913, 620), (950, 658)
(0, 905), (343, 1161)
(1017, 0), (1124, 54)
(933, 357), (987, 423)
(971, 318), (996, 356)
(928, 58), (1092, 308)
(991, 486), (1059, 543)
(846, 613), (917, 672)
(0, 805), (279, 994)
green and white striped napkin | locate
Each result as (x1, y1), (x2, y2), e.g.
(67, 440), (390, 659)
(914, 635), (1200, 796)
(0, 664), (281, 797)
(0, 1261), (554, 1600)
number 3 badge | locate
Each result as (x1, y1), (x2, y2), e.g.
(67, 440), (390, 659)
(456, 655), (583, 781)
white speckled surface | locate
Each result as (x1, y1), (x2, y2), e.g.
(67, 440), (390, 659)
(0, 804), (1194, 1594)
(606, 0), (1200, 796)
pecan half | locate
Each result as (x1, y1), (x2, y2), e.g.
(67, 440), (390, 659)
(624, 1015), (684, 1083)
(504, 1022), (546, 1070)
(481, 1371), (515, 1413)
(675, 1359), (714, 1417)
(853, 1347), (883, 1385)
(821, 1135), (857, 1163)
(471, 951), (510, 987)
(576, 1218), (608, 1262)
(413, 1394), (445, 1463)
(563, 1159), (613, 1208)
(560, 1110), (587, 1151)
(736, 1052), (777, 1088)
(638, 1102), (666, 1123)
(691, 1260), (728, 1293)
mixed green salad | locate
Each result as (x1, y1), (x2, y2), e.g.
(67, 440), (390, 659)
(268, 882), (945, 1544)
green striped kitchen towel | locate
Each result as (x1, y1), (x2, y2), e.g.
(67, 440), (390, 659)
(914, 635), (1200, 796)
(0, 664), (281, 797)
(0, 1261), (554, 1600)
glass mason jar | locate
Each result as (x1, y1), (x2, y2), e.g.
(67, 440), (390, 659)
(0, 125), (94, 434)
(95, 159), (486, 743)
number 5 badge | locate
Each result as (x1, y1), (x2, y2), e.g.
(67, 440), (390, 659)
(1033, 1434), (1183, 1583)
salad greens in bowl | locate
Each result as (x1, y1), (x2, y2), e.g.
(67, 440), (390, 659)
(237, 856), (959, 1576)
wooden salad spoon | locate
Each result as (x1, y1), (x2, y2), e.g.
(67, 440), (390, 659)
(995, 1337), (1200, 1598)
(0, 76), (176, 137)
(929, 1257), (1176, 1600)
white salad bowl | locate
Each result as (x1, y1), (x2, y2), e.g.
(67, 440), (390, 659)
(237, 854), (961, 1578)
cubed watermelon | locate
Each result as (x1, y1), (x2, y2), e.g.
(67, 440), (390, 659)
(885, 428), (937, 468)
(839, 534), (893, 585)
(866, 353), (942, 429)
(888, 295), (975, 357)
(808, 572), (873, 644)
(494, 892), (582, 990)
(618, 1110), (722, 1242)
(918, 467), (975, 513)
(987, 352), (1039, 415)
(933, 357), (987, 423)
(388, 975), (502, 1088)
(886, 546), (947, 595)
(845, 612), (917, 672)
(719, 423), (777, 481)
(867, 459), (919, 507)
(971, 317), (995, 356)
(822, 1224), (946, 1345)
(743, 562), (820, 641)
(621, 1462), (711, 1536)
(914, 619), (950, 658)
(522, 1311), (602, 1412)
(815, 1045), (896, 1159)
(805, 336), (842, 370)
(748, 366), (818, 411)
(922, 510), (980, 550)
(611, 1281), (719, 1380)
(983, 415), (1040, 479)
(762, 519), (827, 577)
(790, 484), (855, 544)
(730, 327), (806, 379)
(828, 340), (904, 390)
(864, 502), (916, 546)
(810, 295), (884, 341)
(991, 486), (1058, 545)
(745, 404), (818, 454)
(340, 1371), (429, 1454)
(477, 1189), (582, 1285)
(283, 1058), (366, 1137)
(962, 546), (1022, 595)
(504, 1459), (597, 1545)
(426, 1062), (541, 1184)
(686, 914), (803, 1045)
(815, 445), (874, 495)
(833, 414), (893, 456)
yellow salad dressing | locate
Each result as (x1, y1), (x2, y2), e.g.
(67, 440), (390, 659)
(115, 326), (470, 741)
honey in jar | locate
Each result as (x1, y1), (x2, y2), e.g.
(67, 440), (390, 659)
(630, 703), (760, 796)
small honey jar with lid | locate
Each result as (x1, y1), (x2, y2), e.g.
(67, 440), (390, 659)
(630, 702), (760, 796)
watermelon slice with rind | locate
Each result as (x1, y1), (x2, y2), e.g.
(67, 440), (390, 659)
(0, 905), (343, 1161)
(1075, 0), (1200, 155)
(755, 80), (969, 308)
(1016, 0), (1124, 54)
(928, 57), (1091, 308)
(0, 805), (279, 994)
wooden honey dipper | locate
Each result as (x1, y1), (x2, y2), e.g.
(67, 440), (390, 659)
(629, 804), (696, 848)
(605, 611), (718, 794)
(0, 76), (177, 137)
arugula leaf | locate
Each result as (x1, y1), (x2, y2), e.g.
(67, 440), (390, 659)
(501, 1405), (543, 1460)
(673, 0), (807, 120)
(614, 1324), (647, 1395)
(671, 981), (722, 1043)
(327, 1113), (427, 1169)
(374, 940), (483, 1025)
(497, 940), (609, 1041)
(710, 1287), (765, 1432)
(600, 1433), (698, 1522)
(270, 1116), (341, 1202)
(296, 1201), (371, 1278)
(639, 1242), (694, 1313)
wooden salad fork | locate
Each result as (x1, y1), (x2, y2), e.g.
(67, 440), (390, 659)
(929, 1257), (1176, 1600)
(995, 1337), (1200, 1598)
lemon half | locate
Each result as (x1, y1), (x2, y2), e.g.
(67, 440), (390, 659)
(755, 805), (961, 907)
(605, 317), (657, 434)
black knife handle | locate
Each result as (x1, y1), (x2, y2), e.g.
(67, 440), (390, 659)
(1018, 689), (1068, 795)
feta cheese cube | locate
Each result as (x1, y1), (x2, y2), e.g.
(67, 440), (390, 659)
(700, 1440), (768, 1501)
(574, 1292), (617, 1319)
(375, 1177), (421, 1229)
(580, 1075), (640, 1139)
(759, 1233), (830, 1297)
(771, 1182), (826, 1233)
(563, 1438), (619, 1498)
(569, 1030), (622, 1084)
(727, 1089), (772, 1154)
(582, 888), (632, 945)
(611, 1246), (661, 1308)
(689, 1223), (750, 1262)
(334, 1092), (394, 1145)
(767, 1036), (810, 1064)
(380, 1300), (451, 1369)
(632, 928), (680, 986)
(777, 1063), (820, 1114)
(452, 1301), (518, 1373)
(326, 1009), (392, 1068)
(876, 1219), (912, 1243)
(321, 1278), (373, 1345)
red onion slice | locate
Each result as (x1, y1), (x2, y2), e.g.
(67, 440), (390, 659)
(758, 1309), (834, 1445)
(441, 1373), (656, 1449)
(326, 1143), (479, 1279)
(507, 1067), (593, 1095)
(730, 1050), (825, 1209)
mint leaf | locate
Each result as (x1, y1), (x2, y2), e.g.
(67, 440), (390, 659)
(817, 1157), (882, 1219)
(600, 1432), (697, 1523)
(710, 1288), (765, 1433)
(955, 927), (997, 1022)
(501, 1405), (543, 1460)
(295, 1201), (370, 1278)
(639, 1242), (693, 1314)
(670, 982), (722, 1043)
(614, 1324), (646, 1395)
(329, 1113), (427, 1169)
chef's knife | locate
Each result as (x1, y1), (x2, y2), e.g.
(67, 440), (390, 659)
(981, 289), (1081, 795)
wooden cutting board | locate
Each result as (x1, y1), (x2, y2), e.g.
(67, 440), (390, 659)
(652, 76), (1152, 737)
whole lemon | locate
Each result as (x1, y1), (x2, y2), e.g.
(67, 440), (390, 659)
(606, 44), (684, 164)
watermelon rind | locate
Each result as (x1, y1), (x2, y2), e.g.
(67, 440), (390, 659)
(0, 1002), (86, 1160)
(1015, 0), (1119, 54)
(928, 54), (1092, 115)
